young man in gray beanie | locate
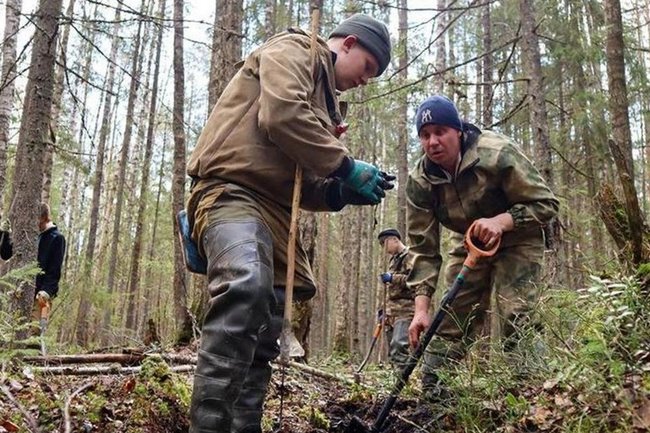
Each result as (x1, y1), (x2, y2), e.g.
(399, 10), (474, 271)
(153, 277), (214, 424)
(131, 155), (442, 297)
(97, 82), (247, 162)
(186, 13), (393, 433)
(406, 94), (559, 404)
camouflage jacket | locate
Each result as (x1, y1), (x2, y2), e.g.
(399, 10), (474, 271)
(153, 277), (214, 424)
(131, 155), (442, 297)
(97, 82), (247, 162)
(406, 123), (559, 298)
(385, 247), (414, 317)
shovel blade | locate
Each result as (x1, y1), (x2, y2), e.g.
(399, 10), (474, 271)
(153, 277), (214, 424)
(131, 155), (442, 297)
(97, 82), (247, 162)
(345, 416), (373, 433)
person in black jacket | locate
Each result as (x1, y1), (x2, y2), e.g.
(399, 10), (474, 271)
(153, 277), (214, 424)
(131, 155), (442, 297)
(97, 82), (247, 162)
(0, 204), (66, 316)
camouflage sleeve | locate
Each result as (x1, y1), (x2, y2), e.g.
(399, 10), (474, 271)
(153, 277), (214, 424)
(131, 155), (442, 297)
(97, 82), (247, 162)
(406, 176), (442, 298)
(499, 143), (559, 229)
(391, 272), (408, 288)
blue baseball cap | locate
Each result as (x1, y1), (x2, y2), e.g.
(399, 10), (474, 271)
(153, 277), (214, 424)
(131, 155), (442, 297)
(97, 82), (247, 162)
(415, 95), (462, 134)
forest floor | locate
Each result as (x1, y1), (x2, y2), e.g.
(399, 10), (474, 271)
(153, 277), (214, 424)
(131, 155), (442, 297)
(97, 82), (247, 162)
(0, 344), (428, 433)
(2, 277), (650, 433)
(1, 341), (649, 433)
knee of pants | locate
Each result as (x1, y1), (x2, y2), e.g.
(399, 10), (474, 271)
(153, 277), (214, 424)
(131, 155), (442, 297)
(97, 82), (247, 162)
(201, 222), (276, 355)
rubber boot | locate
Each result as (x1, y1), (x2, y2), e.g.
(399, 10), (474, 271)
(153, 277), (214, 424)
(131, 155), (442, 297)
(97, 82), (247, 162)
(230, 290), (284, 433)
(388, 318), (411, 373)
(189, 220), (275, 433)
(421, 339), (462, 403)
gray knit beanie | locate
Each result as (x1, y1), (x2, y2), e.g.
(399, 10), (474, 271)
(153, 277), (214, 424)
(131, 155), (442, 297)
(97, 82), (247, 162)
(329, 13), (391, 76)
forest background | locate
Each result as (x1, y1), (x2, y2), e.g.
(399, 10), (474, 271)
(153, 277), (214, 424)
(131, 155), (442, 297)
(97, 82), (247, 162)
(0, 0), (649, 366)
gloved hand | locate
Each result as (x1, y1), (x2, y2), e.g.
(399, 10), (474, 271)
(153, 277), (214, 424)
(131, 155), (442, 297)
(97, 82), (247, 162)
(380, 272), (393, 283)
(343, 159), (395, 204)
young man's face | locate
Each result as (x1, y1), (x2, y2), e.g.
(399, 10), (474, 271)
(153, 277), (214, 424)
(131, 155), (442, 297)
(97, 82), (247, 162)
(419, 124), (462, 172)
(38, 216), (48, 232)
(334, 36), (379, 91)
(381, 236), (400, 254)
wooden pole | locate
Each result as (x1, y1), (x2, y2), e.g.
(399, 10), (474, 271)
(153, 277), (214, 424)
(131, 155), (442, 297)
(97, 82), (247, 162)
(280, 5), (321, 362)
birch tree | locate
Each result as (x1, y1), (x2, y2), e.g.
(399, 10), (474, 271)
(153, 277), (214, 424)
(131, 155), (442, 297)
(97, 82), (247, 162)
(0, 0), (23, 213)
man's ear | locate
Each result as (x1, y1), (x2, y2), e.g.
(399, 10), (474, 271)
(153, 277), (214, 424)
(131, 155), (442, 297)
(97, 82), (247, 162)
(342, 35), (358, 51)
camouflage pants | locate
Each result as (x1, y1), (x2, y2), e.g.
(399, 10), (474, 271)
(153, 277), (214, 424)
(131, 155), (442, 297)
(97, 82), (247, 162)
(421, 239), (543, 395)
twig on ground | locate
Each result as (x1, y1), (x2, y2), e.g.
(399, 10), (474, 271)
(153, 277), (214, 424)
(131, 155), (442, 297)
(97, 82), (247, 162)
(63, 382), (93, 433)
(0, 382), (41, 433)
(396, 414), (429, 432)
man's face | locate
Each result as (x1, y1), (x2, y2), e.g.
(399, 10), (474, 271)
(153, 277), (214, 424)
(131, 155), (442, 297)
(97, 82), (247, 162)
(333, 36), (379, 91)
(38, 216), (47, 232)
(419, 124), (462, 171)
(381, 236), (399, 254)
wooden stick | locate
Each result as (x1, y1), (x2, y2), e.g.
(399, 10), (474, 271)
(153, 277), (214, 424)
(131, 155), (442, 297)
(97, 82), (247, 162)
(280, 5), (321, 363)
(63, 382), (93, 433)
(274, 359), (356, 386)
(0, 383), (41, 433)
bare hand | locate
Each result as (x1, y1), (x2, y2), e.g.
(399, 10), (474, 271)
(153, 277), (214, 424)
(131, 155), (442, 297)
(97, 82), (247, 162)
(470, 213), (514, 249)
(408, 311), (431, 349)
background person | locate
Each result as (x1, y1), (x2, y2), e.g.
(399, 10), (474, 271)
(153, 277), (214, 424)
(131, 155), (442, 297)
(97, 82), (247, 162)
(377, 228), (413, 373)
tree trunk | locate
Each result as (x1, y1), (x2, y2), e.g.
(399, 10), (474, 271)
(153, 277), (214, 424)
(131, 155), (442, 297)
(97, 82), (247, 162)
(395, 0), (408, 237)
(208, 0), (243, 113)
(481, 1), (493, 126)
(41, 0), (75, 203)
(332, 215), (351, 354)
(103, 0), (146, 343)
(603, 0), (645, 265)
(0, 0), (23, 214)
(173, 0), (193, 344)
(126, 0), (166, 333)
(433, 0), (446, 93)
(312, 212), (330, 354)
(519, 0), (560, 274)
(8, 0), (63, 337)
(264, 0), (276, 39)
(75, 5), (122, 347)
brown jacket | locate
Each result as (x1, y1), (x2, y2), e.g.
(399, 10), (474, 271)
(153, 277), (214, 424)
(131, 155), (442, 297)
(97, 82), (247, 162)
(187, 29), (348, 211)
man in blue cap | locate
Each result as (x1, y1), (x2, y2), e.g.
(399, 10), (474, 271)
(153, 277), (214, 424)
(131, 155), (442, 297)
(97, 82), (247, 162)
(406, 95), (559, 402)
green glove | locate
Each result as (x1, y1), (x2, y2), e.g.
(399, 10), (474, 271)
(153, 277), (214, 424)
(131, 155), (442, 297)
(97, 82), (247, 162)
(343, 159), (388, 204)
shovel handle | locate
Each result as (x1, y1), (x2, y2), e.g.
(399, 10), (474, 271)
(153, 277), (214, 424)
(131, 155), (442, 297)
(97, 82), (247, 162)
(362, 221), (500, 433)
(463, 220), (500, 268)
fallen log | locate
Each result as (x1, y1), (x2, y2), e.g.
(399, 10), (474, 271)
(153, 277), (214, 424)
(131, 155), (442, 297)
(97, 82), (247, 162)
(21, 352), (357, 385)
(20, 352), (196, 366)
(30, 364), (195, 376)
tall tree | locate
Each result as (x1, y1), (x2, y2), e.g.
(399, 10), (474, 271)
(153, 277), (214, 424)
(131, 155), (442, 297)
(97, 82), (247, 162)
(103, 0), (146, 342)
(8, 0), (64, 335)
(481, 1), (493, 126)
(0, 0), (23, 214)
(42, 0), (76, 203)
(208, 0), (244, 112)
(172, 0), (193, 343)
(395, 0), (408, 237)
(603, 0), (646, 264)
(75, 5), (122, 346)
(126, 0), (166, 333)
(519, 0), (560, 266)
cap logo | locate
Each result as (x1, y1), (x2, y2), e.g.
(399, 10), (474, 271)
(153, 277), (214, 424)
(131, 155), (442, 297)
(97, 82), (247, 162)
(421, 109), (432, 124)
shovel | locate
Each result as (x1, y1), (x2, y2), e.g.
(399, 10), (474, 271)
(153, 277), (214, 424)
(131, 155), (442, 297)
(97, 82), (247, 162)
(356, 309), (385, 374)
(345, 221), (500, 433)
